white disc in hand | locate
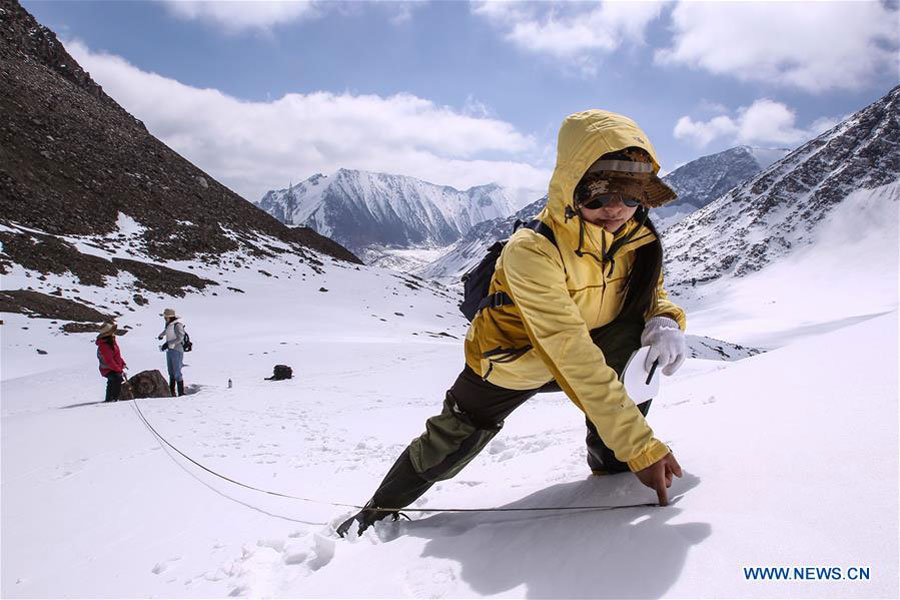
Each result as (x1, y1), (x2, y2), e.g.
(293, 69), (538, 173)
(621, 346), (660, 404)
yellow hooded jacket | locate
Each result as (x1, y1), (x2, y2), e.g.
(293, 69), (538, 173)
(463, 110), (686, 472)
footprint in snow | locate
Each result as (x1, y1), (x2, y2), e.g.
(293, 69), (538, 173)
(151, 556), (182, 575)
(218, 531), (336, 595)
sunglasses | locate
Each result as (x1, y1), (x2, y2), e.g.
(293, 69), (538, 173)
(580, 193), (641, 210)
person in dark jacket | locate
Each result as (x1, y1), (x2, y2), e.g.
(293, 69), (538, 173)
(96, 322), (126, 402)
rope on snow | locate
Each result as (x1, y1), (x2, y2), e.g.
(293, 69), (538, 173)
(129, 396), (671, 516)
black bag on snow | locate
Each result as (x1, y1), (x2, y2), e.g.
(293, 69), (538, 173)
(459, 219), (557, 321)
(266, 364), (293, 381)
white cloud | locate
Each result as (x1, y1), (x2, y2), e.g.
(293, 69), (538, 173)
(696, 99), (729, 116)
(673, 115), (738, 148)
(462, 94), (493, 119)
(656, 1), (899, 93)
(66, 39), (549, 202)
(471, 0), (664, 69)
(809, 115), (844, 137)
(161, 0), (321, 32)
(381, 0), (428, 25)
(735, 99), (810, 146)
(674, 99), (840, 148)
(161, 0), (428, 32)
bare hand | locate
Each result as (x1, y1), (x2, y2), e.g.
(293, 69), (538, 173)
(634, 452), (683, 506)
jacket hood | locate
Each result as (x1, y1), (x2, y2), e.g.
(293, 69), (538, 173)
(540, 110), (667, 249)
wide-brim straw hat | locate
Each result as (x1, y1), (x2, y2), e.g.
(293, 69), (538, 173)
(97, 322), (116, 338)
(161, 308), (178, 319)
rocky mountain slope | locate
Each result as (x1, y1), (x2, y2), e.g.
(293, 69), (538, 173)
(257, 169), (520, 255)
(0, 0), (359, 327)
(655, 145), (791, 229)
(664, 85), (899, 287)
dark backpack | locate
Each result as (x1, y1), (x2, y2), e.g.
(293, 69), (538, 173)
(459, 219), (558, 321)
(181, 329), (193, 352)
(266, 364), (293, 381)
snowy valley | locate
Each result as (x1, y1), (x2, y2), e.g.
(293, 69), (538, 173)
(3, 193), (897, 597)
(2, 2), (899, 598)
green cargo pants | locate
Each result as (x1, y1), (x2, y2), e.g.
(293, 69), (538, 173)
(365, 316), (649, 514)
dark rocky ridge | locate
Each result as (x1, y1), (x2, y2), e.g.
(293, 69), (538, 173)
(0, 0), (360, 276)
(0, 289), (113, 322)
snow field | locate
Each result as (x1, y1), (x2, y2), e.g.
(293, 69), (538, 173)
(3, 210), (899, 597)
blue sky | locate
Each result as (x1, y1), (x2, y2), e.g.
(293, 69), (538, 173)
(23, 0), (899, 204)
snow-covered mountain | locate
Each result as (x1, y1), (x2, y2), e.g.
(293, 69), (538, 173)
(418, 195), (547, 282)
(655, 145), (791, 230)
(257, 170), (521, 255)
(664, 85), (899, 288)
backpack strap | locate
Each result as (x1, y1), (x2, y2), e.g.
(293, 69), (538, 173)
(477, 219), (558, 314)
(529, 219), (556, 248)
(475, 290), (514, 313)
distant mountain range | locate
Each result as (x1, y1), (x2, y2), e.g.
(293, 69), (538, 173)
(256, 170), (520, 255)
(257, 143), (791, 273)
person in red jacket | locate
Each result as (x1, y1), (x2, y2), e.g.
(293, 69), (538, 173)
(96, 322), (127, 402)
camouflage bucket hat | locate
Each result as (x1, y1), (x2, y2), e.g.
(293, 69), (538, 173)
(583, 147), (677, 208)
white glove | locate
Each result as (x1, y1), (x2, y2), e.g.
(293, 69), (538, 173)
(641, 316), (686, 376)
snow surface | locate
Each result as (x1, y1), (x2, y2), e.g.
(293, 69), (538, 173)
(2, 211), (898, 598)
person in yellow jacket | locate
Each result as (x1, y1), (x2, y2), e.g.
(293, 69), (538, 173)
(338, 110), (687, 537)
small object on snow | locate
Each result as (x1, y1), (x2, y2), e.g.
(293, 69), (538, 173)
(228, 378), (233, 389)
(265, 365), (293, 381)
(621, 346), (660, 404)
(36, 348), (47, 355)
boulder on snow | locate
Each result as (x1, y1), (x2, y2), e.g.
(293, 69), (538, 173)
(121, 369), (172, 400)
